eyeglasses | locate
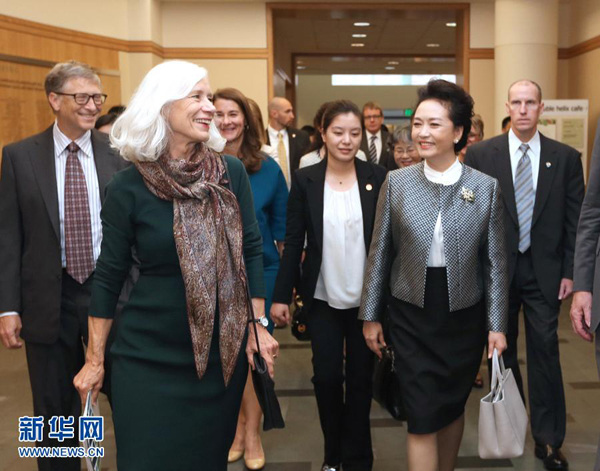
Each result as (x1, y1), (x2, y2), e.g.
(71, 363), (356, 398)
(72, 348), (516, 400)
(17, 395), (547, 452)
(54, 92), (108, 105)
(364, 114), (383, 121)
(508, 100), (540, 111)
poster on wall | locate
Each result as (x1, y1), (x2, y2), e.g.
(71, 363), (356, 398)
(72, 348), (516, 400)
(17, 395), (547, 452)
(539, 99), (589, 180)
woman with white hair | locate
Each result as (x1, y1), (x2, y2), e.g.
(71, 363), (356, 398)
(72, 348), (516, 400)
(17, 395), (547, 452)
(74, 60), (278, 470)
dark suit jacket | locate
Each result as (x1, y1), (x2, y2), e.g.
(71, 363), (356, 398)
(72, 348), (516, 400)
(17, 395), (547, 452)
(0, 126), (128, 344)
(465, 132), (584, 306)
(573, 119), (600, 332)
(272, 158), (387, 312)
(266, 126), (311, 173)
(360, 128), (396, 170)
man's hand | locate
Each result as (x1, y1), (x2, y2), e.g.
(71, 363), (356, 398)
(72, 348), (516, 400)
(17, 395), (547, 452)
(570, 291), (594, 342)
(0, 315), (23, 349)
(558, 278), (574, 300)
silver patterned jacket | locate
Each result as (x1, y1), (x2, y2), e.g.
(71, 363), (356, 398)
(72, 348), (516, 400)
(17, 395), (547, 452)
(358, 162), (508, 333)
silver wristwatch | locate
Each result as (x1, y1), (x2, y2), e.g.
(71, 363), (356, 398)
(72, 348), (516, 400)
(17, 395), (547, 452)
(250, 316), (269, 328)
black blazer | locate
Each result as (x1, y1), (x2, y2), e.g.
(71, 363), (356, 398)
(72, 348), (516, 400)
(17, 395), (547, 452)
(266, 126), (311, 173)
(465, 132), (584, 306)
(0, 126), (128, 344)
(272, 157), (387, 312)
(360, 128), (396, 170)
(573, 118), (600, 332)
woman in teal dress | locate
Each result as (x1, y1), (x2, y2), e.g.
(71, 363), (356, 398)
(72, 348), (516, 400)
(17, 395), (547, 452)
(74, 60), (279, 471)
(214, 87), (288, 470)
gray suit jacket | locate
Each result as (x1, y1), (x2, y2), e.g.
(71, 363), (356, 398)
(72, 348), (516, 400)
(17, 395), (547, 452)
(0, 126), (128, 344)
(573, 119), (600, 332)
(359, 163), (508, 333)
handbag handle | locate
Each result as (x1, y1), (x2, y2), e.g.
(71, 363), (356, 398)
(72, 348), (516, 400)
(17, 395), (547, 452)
(490, 348), (507, 401)
(220, 154), (262, 358)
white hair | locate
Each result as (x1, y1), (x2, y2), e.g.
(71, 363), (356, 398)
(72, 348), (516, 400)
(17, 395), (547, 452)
(110, 60), (226, 162)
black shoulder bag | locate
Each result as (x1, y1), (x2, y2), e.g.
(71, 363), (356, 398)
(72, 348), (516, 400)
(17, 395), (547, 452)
(221, 155), (285, 431)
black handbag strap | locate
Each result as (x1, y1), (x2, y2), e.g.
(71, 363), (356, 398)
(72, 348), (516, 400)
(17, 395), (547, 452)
(220, 154), (262, 358)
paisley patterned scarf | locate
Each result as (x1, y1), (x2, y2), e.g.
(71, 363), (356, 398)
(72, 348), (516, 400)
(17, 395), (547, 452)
(135, 145), (252, 386)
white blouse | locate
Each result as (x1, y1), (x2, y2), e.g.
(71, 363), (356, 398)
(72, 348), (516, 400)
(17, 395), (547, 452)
(424, 158), (463, 267)
(314, 181), (366, 309)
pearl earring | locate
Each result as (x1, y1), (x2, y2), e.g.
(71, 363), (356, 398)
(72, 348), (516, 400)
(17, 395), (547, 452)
(454, 139), (458, 144)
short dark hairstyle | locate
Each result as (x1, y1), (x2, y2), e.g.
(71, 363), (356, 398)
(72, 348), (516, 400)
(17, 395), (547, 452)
(414, 79), (474, 153)
(214, 88), (264, 174)
(108, 105), (126, 116)
(95, 113), (119, 130)
(301, 125), (315, 135)
(502, 116), (511, 129)
(322, 100), (362, 134)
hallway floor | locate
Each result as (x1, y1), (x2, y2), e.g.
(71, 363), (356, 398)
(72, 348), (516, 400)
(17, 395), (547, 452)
(1, 303), (598, 470)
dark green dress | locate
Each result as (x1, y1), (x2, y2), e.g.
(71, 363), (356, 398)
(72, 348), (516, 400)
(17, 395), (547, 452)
(90, 156), (265, 471)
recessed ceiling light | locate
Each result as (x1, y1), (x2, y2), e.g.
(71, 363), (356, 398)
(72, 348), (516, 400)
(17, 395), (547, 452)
(351, 43), (365, 47)
(352, 34), (367, 38)
(385, 66), (395, 70)
(353, 22), (370, 27)
(426, 43), (440, 48)
(297, 60), (304, 64)
(446, 22), (457, 27)
(388, 61), (399, 65)
(297, 66), (306, 70)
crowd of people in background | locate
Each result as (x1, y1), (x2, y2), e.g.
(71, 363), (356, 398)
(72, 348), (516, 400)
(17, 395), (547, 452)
(1, 58), (598, 471)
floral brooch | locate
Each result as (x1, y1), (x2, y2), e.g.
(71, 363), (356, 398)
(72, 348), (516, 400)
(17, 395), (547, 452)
(460, 186), (475, 203)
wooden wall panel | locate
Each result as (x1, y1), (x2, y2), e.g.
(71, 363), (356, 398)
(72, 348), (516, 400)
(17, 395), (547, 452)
(0, 28), (119, 71)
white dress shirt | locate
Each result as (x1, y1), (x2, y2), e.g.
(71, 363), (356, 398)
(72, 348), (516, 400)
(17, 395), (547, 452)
(424, 158), (463, 267)
(267, 125), (291, 181)
(365, 130), (383, 163)
(1, 123), (102, 318)
(314, 182), (366, 309)
(508, 128), (540, 191)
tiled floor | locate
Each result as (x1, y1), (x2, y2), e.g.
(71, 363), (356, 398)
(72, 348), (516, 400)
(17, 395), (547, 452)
(1, 303), (598, 470)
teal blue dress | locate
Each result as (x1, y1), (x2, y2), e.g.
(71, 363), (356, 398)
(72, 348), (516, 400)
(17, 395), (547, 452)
(247, 155), (288, 332)
(90, 156), (265, 471)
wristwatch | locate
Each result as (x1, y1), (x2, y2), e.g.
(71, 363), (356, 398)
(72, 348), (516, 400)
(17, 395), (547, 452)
(250, 316), (269, 328)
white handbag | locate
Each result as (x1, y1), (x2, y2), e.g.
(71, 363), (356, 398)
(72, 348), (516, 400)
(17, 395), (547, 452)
(478, 348), (528, 459)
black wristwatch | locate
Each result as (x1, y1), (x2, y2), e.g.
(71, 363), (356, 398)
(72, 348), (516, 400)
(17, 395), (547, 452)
(249, 316), (269, 328)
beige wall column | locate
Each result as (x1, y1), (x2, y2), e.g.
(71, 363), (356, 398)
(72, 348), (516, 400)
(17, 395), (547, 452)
(494, 0), (559, 132)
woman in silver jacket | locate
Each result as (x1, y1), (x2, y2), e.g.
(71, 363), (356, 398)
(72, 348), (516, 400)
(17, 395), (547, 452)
(360, 79), (508, 471)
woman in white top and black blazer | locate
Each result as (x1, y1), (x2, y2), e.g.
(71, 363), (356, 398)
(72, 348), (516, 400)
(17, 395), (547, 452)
(360, 80), (509, 471)
(271, 100), (387, 471)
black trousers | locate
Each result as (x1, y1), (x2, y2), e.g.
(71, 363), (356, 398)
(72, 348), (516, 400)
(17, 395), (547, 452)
(502, 250), (566, 448)
(24, 272), (93, 471)
(309, 299), (374, 471)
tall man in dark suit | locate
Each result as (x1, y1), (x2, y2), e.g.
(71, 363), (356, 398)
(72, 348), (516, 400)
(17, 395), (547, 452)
(570, 118), (600, 471)
(465, 80), (584, 471)
(0, 61), (128, 471)
(266, 97), (310, 185)
(359, 101), (395, 170)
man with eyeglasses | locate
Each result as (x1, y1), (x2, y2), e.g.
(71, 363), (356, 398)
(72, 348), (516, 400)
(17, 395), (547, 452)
(465, 79), (584, 471)
(359, 101), (394, 170)
(0, 60), (127, 471)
